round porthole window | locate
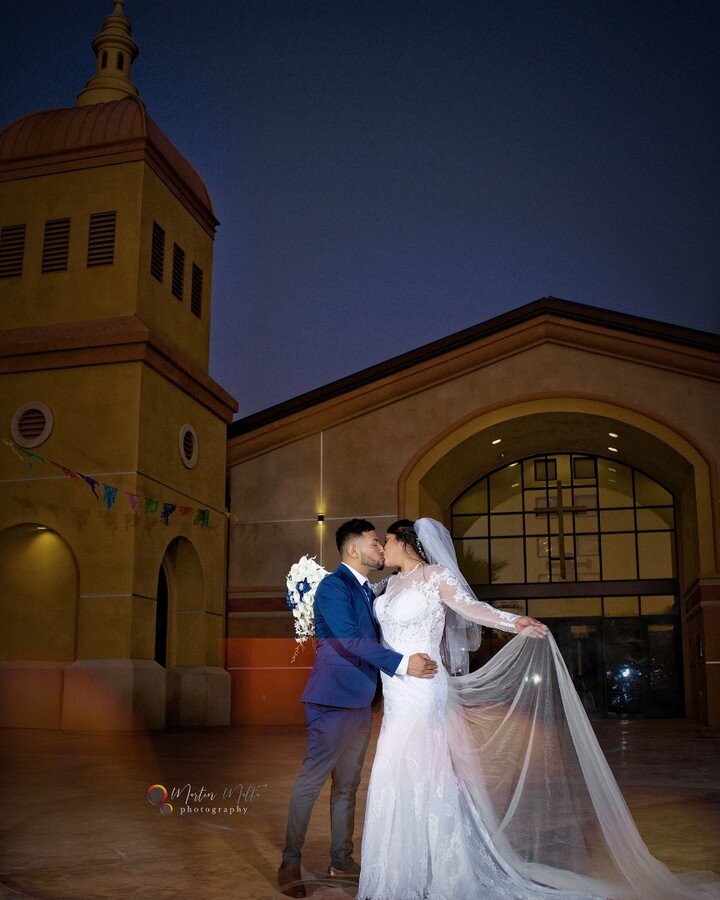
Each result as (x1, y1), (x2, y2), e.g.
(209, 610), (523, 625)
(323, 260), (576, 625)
(179, 423), (198, 468)
(11, 402), (53, 448)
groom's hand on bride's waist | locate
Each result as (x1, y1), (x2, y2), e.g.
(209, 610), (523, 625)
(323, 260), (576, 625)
(407, 653), (439, 678)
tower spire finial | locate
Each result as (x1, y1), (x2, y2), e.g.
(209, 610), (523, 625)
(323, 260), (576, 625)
(75, 1), (140, 107)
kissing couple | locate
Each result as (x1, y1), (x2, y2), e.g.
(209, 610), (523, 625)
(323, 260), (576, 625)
(278, 518), (720, 900)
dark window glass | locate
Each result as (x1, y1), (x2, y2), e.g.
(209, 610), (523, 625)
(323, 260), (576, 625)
(534, 458), (557, 481)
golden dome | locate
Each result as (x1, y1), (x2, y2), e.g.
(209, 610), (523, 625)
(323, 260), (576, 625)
(0, 96), (216, 220)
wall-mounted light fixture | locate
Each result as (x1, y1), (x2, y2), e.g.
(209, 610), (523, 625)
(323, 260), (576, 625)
(317, 514), (325, 523)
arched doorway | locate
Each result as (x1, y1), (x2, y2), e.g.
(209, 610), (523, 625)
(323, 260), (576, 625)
(0, 523), (79, 728)
(0, 523), (78, 661)
(400, 397), (717, 722)
(451, 452), (682, 717)
(155, 564), (169, 667)
(156, 536), (204, 670)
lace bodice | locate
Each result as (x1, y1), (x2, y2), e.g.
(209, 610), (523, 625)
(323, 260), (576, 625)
(372, 564), (519, 657)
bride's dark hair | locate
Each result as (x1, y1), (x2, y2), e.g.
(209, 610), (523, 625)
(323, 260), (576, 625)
(386, 519), (429, 563)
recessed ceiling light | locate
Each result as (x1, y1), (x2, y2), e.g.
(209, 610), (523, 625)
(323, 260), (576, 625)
(608, 446), (618, 452)
(608, 432), (619, 438)
(492, 438), (502, 445)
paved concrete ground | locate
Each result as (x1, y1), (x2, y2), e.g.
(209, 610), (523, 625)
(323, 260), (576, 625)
(1, 719), (718, 899)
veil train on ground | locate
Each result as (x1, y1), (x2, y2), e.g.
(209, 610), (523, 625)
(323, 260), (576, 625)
(413, 516), (720, 899)
(445, 631), (720, 899)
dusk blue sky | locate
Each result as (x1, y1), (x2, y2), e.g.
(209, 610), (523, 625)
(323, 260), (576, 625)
(2, 1), (719, 418)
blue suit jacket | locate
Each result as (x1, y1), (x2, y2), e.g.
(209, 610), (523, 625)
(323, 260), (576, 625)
(301, 564), (403, 707)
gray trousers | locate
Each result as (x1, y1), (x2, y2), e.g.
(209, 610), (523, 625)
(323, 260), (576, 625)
(282, 702), (372, 867)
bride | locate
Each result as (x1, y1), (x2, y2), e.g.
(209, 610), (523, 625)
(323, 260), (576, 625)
(357, 517), (720, 900)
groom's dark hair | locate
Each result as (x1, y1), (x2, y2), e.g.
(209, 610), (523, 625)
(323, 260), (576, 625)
(336, 518), (375, 553)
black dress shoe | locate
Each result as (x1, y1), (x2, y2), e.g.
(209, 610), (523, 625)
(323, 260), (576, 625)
(327, 859), (361, 880)
(277, 861), (306, 897)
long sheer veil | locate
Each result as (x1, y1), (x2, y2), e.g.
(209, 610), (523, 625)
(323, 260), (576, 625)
(414, 517), (720, 899)
(414, 516), (483, 675)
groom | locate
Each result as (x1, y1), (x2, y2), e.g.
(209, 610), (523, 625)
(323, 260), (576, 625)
(278, 518), (438, 897)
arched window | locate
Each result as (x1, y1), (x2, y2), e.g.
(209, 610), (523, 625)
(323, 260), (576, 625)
(451, 453), (682, 718)
(451, 453), (676, 586)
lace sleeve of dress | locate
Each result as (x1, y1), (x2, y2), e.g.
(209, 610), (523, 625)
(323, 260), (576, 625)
(370, 576), (390, 597)
(435, 567), (519, 633)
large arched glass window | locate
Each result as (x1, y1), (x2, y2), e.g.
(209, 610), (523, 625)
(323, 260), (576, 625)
(451, 453), (682, 718)
(451, 453), (676, 585)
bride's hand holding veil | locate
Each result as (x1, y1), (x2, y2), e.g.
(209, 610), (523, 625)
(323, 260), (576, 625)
(512, 615), (548, 638)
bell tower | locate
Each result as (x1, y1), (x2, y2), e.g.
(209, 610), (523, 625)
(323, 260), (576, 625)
(0, 2), (238, 733)
(76, 0), (140, 106)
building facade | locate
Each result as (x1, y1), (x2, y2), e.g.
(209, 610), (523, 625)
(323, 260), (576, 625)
(227, 299), (720, 727)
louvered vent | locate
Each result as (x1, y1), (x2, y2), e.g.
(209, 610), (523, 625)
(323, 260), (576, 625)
(171, 243), (185, 299)
(0, 224), (26, 278)
(42, 218), (71, 273)
(151, 221), (165, 281)
(178, 424), (198, 468)
(17, 407), (47, 440)
(87, 211), (116, 267)
(182, 429), (195, 461)
(191, 263), (203, 318)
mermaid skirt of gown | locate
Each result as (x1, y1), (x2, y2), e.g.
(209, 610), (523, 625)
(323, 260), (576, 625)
(357, 654), (609, 900)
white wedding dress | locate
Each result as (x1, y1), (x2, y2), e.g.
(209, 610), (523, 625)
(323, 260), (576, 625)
(357, 563), (720, 900)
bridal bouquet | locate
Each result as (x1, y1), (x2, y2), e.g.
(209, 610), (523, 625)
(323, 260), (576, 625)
(285, 555), (329, 648)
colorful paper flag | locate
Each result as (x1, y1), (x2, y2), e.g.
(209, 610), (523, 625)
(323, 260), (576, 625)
(22, 449), (45, 470)
(2, 439), (26, 464)
(161, 503), (177, 526)
(101, 483), (118, 511)
(3, 442), (213, 532)
(126, 492), (141, 519)
(79, 474), (100, 498)
(50, 460), (80, 482)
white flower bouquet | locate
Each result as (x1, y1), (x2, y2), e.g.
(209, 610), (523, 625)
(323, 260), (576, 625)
(285, 555), (329, 654)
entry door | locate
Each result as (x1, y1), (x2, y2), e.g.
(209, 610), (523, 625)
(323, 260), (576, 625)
(552, 619), (604, 718)
(643, 618), (684, 717)
(551, 616), (684, 718)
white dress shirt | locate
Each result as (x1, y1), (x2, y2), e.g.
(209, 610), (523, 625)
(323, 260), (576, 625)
(340, 562), (410, 676)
